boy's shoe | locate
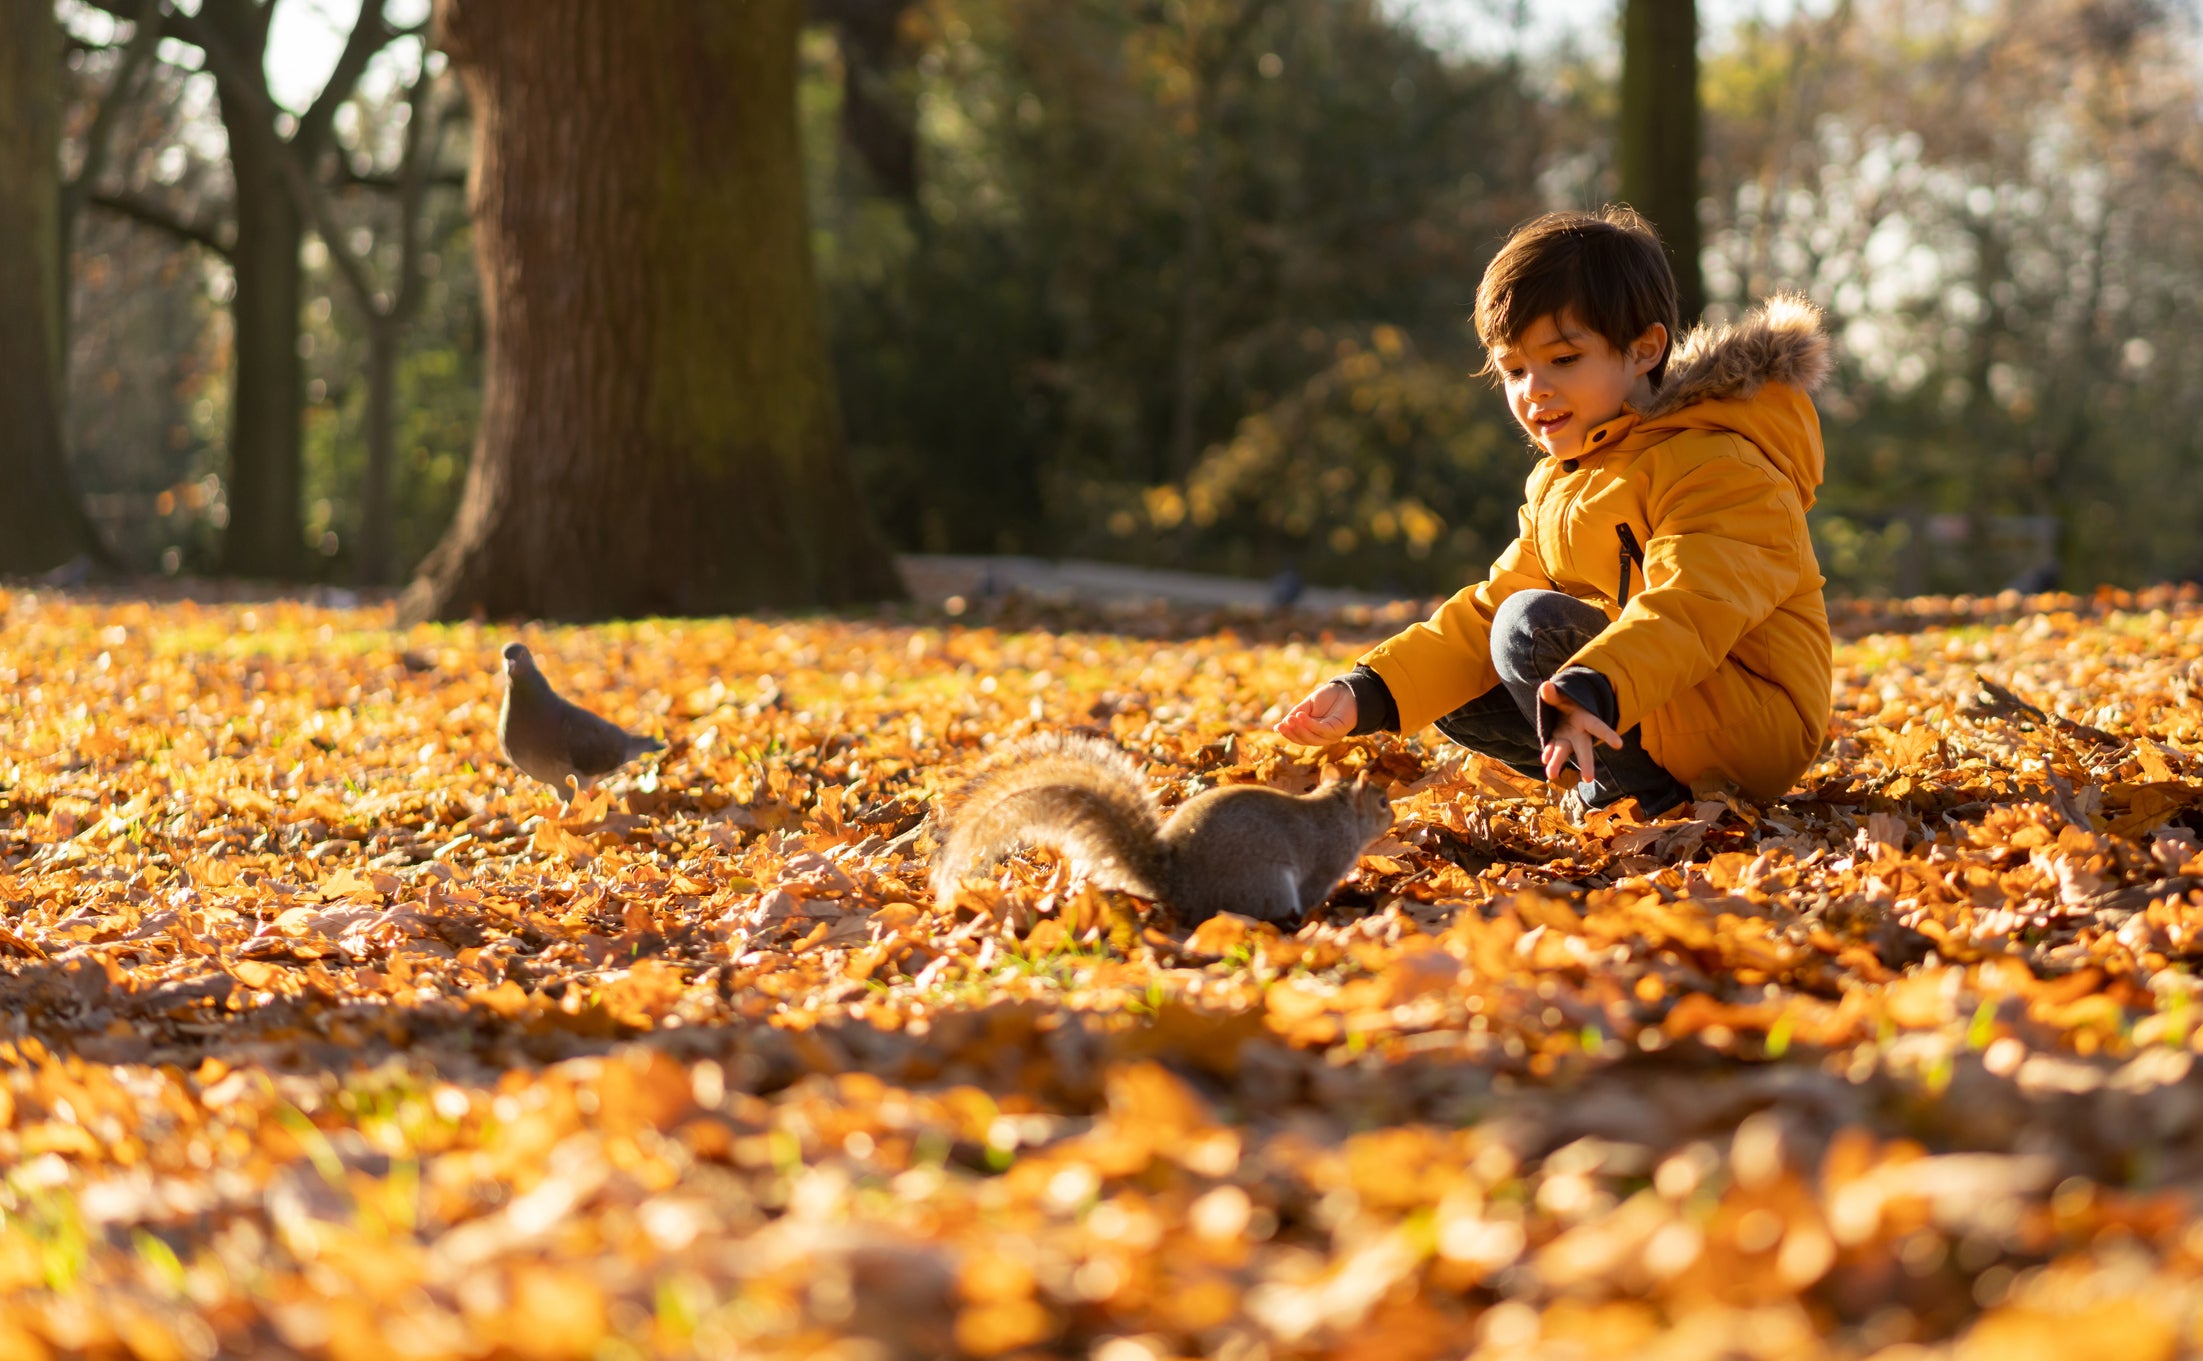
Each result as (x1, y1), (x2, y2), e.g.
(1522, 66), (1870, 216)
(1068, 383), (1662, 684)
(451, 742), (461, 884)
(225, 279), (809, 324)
(1558, 782), (1691, 824)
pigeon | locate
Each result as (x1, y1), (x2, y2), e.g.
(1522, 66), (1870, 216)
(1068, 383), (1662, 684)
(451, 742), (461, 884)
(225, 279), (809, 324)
(496, 643), (663, 801)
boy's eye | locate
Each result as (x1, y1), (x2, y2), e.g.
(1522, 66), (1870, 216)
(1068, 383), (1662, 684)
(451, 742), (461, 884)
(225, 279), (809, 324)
(1554, 354), (1578, 366)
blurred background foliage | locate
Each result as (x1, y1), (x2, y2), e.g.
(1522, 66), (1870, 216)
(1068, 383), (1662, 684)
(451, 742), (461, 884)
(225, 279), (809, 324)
(808, 0), (1557, 593)
(49, 0), (2203, 597)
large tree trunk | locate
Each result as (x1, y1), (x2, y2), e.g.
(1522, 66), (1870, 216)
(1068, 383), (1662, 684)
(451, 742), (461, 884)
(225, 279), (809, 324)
(1619, 0), (1705, 323)
(403, 0), (901, 621)
(0, 0), (98, 575)
(216, 81), (309, 579)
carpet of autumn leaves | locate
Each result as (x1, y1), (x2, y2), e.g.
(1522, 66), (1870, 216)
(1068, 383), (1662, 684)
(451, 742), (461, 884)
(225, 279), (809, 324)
(9, 585), (2203, 1359)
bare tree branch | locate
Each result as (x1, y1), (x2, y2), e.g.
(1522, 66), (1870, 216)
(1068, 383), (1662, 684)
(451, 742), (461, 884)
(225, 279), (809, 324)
(77, 0), (404, 160)
(806, 0), (901, 24)
(297, 0), (396, 157)
(62, 0), (165, 242)
(335, 165), (467, 193)
(84, 188), (233, 257)
(387, 68), (441, 327)
(180, 17), (380, 306)
(73, 0), (200, 52)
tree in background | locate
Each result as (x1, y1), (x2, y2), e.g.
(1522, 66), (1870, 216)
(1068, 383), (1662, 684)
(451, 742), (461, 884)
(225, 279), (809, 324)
(1618, 0), (1704, 323)
(0, 0), (100, 575)
(1157, 0), (1282, 481)
(811, 0), (921, 202)
(79, 0), (412, 579)
(401, 0), (901, 622)
(294, 69), (481, 588)
(221, 56), (457, 586)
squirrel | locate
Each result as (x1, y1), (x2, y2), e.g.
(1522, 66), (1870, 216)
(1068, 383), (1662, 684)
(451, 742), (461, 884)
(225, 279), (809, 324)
(929, 732), (1395, 926)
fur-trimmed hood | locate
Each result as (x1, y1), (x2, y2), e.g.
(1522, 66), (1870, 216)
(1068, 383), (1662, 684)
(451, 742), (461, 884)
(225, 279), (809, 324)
(1639, 293), (1834, 418)
(1621, 292), (1834, 509)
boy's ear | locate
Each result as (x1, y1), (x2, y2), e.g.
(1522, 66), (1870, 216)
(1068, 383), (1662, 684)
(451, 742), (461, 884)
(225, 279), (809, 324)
(1630, 322), (1669, 377)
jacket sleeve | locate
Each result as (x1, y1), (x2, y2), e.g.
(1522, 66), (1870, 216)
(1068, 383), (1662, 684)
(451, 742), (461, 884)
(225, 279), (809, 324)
(1341, 665), (1399, 735)
(1356, 501), (1552, 734)
(1563, 435), (1807, 734)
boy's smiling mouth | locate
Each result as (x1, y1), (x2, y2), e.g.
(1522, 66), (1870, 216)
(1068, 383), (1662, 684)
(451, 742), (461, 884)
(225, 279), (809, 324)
(1531, 410), (1572, 439)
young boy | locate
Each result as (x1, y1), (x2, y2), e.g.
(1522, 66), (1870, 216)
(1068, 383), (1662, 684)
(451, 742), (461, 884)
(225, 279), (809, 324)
(1276, 206), (1833, 813)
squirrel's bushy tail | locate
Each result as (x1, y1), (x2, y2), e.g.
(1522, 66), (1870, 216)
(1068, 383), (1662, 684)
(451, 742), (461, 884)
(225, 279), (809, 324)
(929, 732), (1167, 907)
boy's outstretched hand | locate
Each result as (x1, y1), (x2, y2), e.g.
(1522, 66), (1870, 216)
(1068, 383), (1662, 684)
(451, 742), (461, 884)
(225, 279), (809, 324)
(1275, 679), (1357, 745)
(1539, 680), (1624, 784)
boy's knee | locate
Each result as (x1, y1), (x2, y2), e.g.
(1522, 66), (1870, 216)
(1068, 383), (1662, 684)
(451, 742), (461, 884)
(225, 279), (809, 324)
(1491, 589), (1603, 685)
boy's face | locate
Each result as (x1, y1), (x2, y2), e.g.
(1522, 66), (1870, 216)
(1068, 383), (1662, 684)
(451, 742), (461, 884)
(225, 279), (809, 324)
(1493, 310), (1666, 461)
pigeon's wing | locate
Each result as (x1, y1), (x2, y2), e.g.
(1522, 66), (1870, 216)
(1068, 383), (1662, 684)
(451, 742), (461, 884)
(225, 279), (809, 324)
(498, 686), (575, 786)
(555, 697), (656, 778)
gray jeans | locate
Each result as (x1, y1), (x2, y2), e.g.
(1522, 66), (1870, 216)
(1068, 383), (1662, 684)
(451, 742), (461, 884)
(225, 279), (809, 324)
(1433, 589), (1690, 814)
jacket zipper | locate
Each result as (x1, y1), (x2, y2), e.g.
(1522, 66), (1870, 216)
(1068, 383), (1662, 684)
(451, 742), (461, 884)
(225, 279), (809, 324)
(1616, 524), (1646, 608)
(1540, 457), (1597, 594)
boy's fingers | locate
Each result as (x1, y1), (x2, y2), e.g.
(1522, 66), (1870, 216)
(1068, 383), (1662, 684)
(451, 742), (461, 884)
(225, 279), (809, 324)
(1543, 732), (1583, 781)
(1582, 712), (1624, 749)
(1276, 681), (1354, 744)
(1275, 694), (1349, 744)
(1542, 720), (1601, 785)
(1539, 679), (1623, 749)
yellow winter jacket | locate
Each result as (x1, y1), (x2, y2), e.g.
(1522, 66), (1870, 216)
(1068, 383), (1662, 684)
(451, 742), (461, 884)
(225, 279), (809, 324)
(1360, 295), (1835, 799)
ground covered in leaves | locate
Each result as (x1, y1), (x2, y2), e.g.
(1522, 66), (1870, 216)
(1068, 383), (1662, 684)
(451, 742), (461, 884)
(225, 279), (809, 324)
(5, 583), (2203, 1359)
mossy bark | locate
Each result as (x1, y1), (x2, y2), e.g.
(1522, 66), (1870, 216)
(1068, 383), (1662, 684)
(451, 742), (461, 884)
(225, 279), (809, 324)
(403, 0), (902, 621)
(0, 0), (97, 575)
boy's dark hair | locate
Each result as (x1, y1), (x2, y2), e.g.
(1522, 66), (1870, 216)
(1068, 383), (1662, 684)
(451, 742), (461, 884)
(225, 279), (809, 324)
(1475, 205), (1679, 384)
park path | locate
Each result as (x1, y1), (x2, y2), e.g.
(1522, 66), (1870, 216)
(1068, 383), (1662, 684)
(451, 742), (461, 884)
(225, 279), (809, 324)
(896, 553), (1408, 614)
